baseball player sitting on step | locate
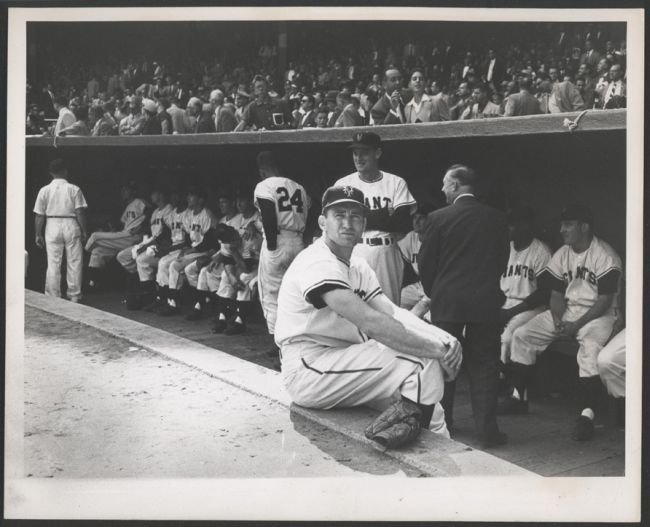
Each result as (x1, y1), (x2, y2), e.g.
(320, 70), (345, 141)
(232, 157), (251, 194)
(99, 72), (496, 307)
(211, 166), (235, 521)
(335, 132), (416, 305)
(116, 188), (174, 310)
(397, 203), (436, 319)
(184, 192), (239, 321)
(275, 185), (462, 449)
(211, 193), (263, 335)
(143, 191), (189, 312)
(502, 203), (622, 442)
(157, 187), (218, 316)
(499, 206), (552, 375)
(85, 181), (148, 291)
(254, 150), (315, 358)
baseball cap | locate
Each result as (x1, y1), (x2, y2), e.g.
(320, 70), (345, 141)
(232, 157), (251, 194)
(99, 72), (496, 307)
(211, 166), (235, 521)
(321, 185), (365, 212)
(560, 203), (593, 225)
(349, 131), (381, 150)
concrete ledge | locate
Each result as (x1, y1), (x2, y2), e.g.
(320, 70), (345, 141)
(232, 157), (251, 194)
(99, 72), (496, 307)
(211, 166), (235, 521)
(26, 109), (625, 148)
(25, 290), (534, 477)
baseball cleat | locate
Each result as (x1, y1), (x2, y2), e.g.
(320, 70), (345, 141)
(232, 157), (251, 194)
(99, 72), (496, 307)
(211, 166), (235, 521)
(497, 397), (529, 415)
(211, 320), (227, 333)
(571, 416), (595, 441)
(158, 304), (180, 316)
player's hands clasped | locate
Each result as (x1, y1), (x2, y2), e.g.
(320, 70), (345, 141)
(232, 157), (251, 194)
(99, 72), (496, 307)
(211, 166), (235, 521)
(440, 338), (462, 380)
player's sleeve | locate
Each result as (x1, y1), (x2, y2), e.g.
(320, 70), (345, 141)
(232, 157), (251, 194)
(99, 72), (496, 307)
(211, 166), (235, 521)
(253, 180), (274, 205)
(298, 258), (351, 309)
(73, 187), (88, 209)
(397, 232), (414, 263)
(543, 248), (566, 293)
(595, 249), (622, 295)
(33, 188), (47, 215)
(392, 177), (417, 211)
(534, 242), (552, 275)
(357, 258), (383, 302)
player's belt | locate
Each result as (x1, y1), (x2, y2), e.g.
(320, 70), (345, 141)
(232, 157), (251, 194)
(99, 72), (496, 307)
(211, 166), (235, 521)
(46, 215), (76, 218)
(363, 237), (393, 246)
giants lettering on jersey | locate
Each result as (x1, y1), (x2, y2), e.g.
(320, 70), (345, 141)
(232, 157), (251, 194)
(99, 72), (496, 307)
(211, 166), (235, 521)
(503, 263), (536, 281)
(563, 266), (597, 285)
(364, 196), (392, 210)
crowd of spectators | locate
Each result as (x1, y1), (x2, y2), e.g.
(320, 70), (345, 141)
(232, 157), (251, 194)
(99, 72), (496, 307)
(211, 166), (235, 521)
(26, 24), (627, 136)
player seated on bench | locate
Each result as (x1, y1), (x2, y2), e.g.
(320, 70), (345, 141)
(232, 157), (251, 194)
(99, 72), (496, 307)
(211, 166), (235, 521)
(275, 185), (462, 449)
(501, 204), (622, 442)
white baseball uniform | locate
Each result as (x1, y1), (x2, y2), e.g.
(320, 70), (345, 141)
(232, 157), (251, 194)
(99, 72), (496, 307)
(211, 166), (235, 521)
(511, 236), (622, 377)
(335, 171), (416, 304)
(164, 207), (216, 290)
(155, 207), (191, 287)
(597, 328), (625, 398)
(275, 237), (447, 411)
(116, 203), (174, 279)
(397, 230), (425, 310)
(255, 176), (310, 334)
(500, 238), (552, 363)
(193, 213), (246, 293)
(85, 197), (147, 268)
(33, 178), (88, 301)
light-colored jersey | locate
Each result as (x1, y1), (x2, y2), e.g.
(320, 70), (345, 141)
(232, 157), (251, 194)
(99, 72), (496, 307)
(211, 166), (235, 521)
(183, 207), (216, 247)
(121, 198), (147, 233)
(275, 237), (382, 349)
(335, 171), (416, 239)
(397, 231), (421, 276)
(169, 208), (189, 244)
(546, 236), (622, 312)
(33, 178), (88, 217)
(150, 203), (174, 238)
(500, 238), (552, 309)
(254, 176), (311, 234)
(239, 210), (263, 259)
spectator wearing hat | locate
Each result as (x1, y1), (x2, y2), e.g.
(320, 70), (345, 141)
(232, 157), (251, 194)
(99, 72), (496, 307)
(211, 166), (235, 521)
(119, 96), (145, 135)
(141, 99), (162, 135)
(235, 75), (292, 131)
(210, 89), (237, 133)
(506, 204), (622, 442)
(85, 181), (148, 291)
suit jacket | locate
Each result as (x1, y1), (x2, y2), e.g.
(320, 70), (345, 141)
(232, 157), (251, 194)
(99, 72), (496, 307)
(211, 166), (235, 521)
(195, 110), (216, 133)
(335, 104), (364, 127)
(296, 109), (316, 129)
(327, 109), (342, 128)
(482, 58), (505, 85)
(214, 105), (237, 132)
(405, 94), (450, 122)
(418, 195), (509, 322)
(503, 91), (541, 117)
(370, 93), (404, 125)
(580, 49), (602, 68)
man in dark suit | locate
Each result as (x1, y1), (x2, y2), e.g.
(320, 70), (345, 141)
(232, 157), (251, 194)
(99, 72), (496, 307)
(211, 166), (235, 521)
(190, 98), (216, 134)
(418, 164), (510, 448)
(483, 49), (505, 88)
(580, 39), (602, 68)
(370, 68), (406, 125)
(294, 94), (317, 129)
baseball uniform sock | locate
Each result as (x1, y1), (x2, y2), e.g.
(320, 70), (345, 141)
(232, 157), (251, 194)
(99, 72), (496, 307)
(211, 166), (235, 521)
(86, 267), (99, 291)
(145, 285), (167, 312)
(159, 290), (181, 315)
(212, 312), (227, 333)
(578, 376), (602, 417)
(185, 288), (203, 321)
(126, 272), (142, 310)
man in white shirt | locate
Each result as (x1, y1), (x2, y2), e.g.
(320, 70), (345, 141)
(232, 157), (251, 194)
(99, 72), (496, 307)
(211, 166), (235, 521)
(52, 96), (76, 136)
(33, 159), (88, 302)
(603, 64), (626, 109)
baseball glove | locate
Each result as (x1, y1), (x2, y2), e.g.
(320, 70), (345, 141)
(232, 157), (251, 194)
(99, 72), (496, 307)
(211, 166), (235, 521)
(365, 399), (422, 449)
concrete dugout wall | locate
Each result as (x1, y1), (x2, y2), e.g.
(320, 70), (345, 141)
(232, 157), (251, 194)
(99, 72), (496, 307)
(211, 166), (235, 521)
(25, 110), (626, 292)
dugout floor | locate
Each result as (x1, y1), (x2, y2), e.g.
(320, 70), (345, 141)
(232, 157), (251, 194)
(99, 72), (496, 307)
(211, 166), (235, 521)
(78, 290), (624, 477)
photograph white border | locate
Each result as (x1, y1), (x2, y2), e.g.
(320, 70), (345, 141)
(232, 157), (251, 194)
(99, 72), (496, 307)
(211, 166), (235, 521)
(5, 6), (644, 521)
